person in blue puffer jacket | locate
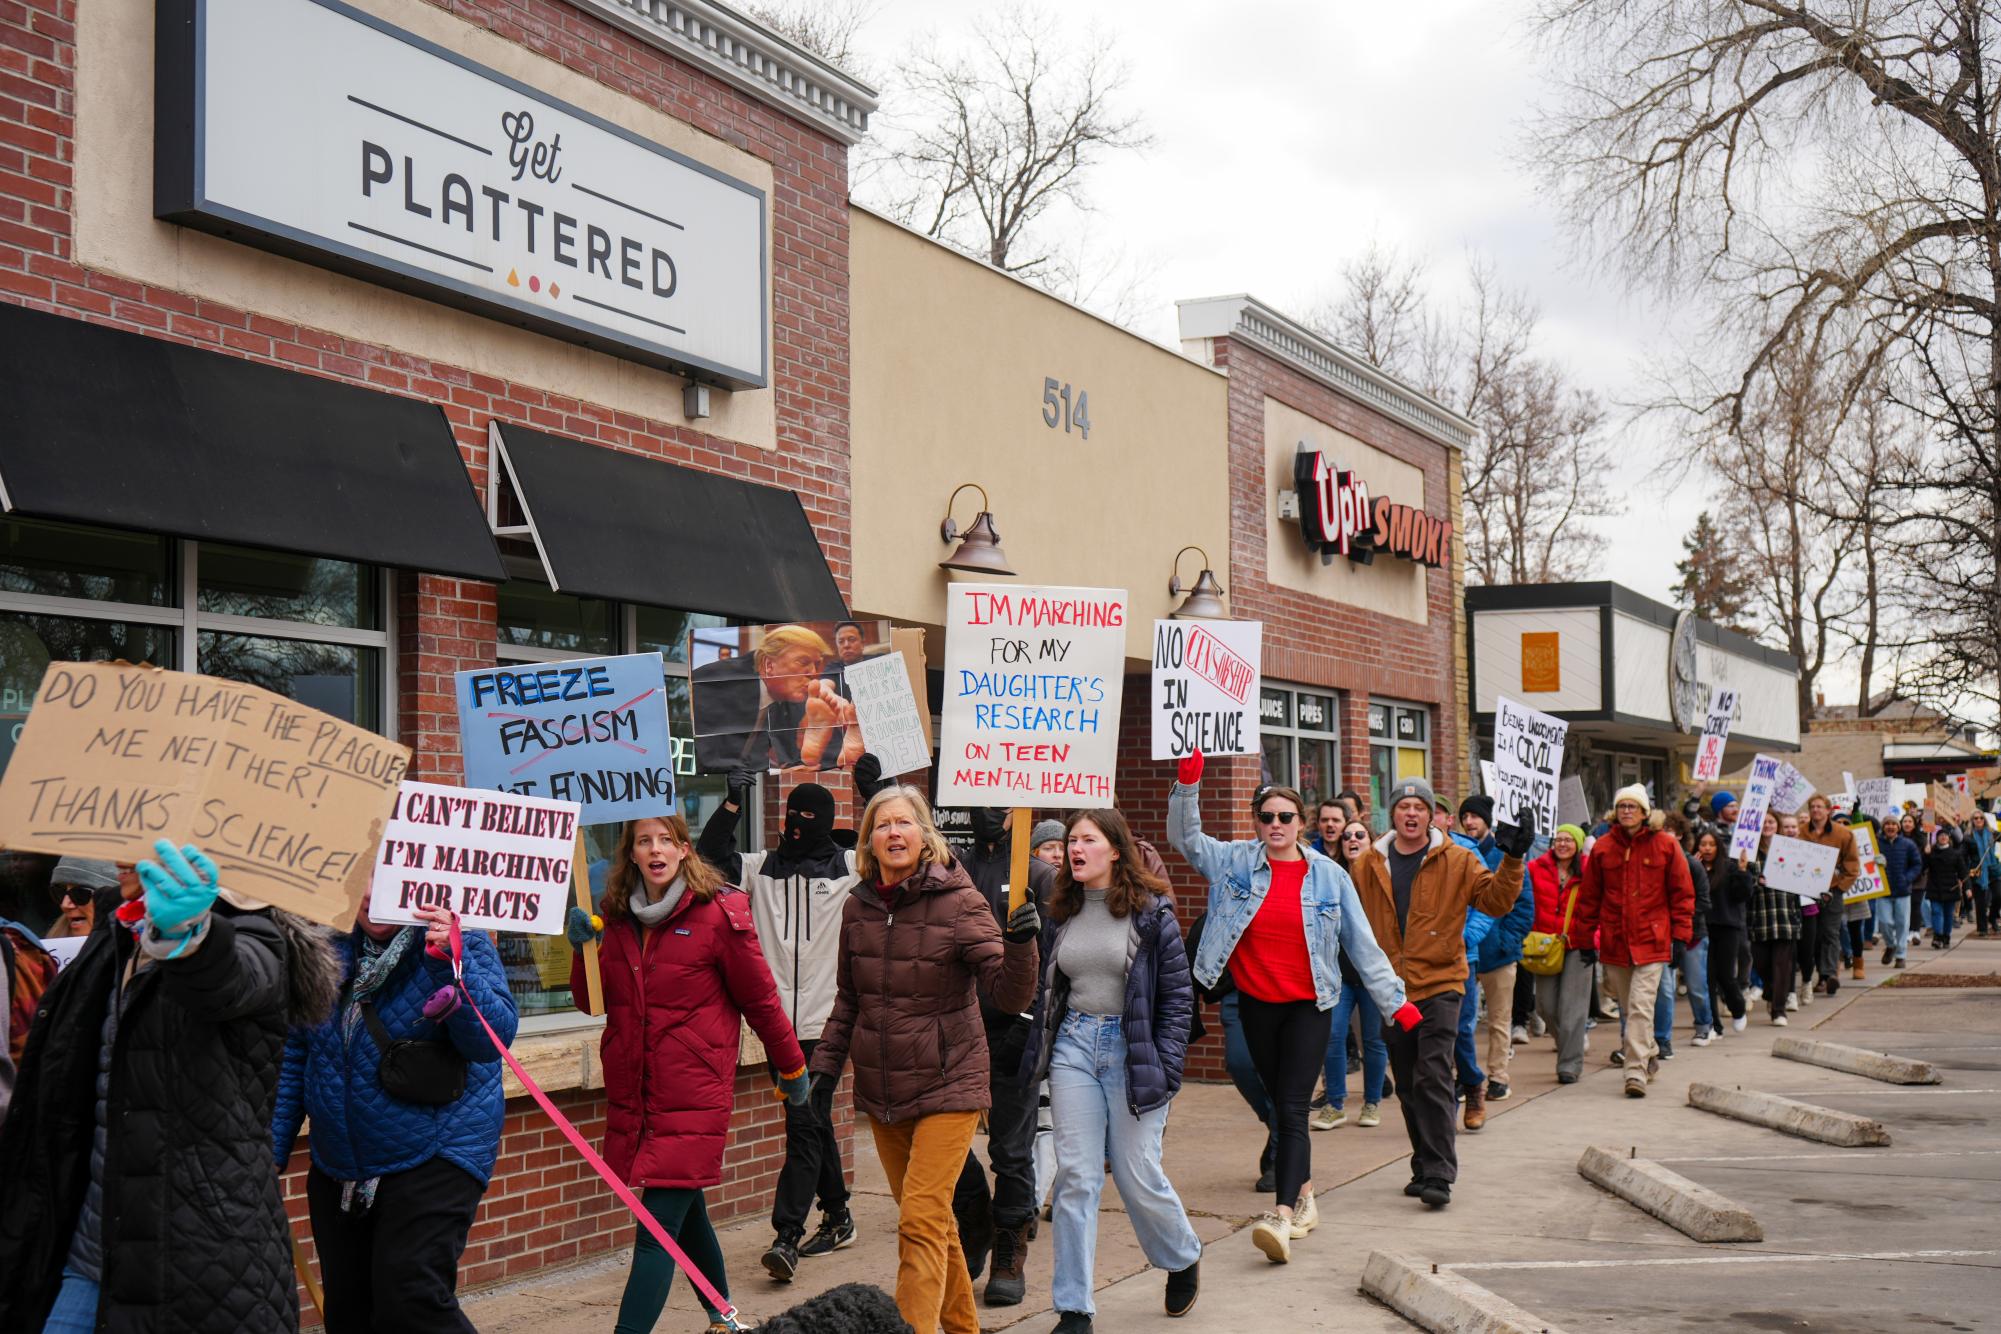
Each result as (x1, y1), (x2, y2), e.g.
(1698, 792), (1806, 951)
(1449, 797), (1501, 1125)
(273, 901), (517, 1333)
(1468, 804), (1535, 1106)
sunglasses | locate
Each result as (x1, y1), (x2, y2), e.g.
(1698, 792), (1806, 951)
(1255, 810), (1299, 825)
(52, 884), (94, 906)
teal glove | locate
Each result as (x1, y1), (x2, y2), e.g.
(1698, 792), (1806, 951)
(778, 1067), (811, 1108)
(566, 905), (604, 947)
(137, 840), (220, 937)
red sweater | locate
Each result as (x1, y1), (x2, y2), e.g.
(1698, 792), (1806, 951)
(1230, 858), (1316, 1003)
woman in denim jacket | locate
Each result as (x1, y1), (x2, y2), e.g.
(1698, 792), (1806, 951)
(1166, 751), (1415, 1264)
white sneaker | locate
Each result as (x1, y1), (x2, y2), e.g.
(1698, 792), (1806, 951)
(1732, 1014), (1749, 1033)
(1802, 987), (1815, 1006)
(1289, 1187), (1319, 1237)
(1252, 1212), (1291, 1263)
(1309, 1105), (1346, 1131)
(1511, 1025), (1530, 1045)
(1358, 1102), (1381, 1127)
(1747, 985), (1763, 1001)
(1786, 993), (1800, 1012)
(1692, 1031), (1712, 1047)
(1772, 1013), (1788, 1026)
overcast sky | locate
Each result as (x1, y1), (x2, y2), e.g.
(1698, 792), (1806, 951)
(845, 0), (1718, 608)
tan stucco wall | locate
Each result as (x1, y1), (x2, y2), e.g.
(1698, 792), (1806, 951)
(1262, 398), (1429, 624)
(74, 0), (777, 449)
(848, 210), (1228, 661)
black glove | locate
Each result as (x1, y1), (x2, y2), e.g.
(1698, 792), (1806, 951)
(726, 765), (758, 809)
(1500, 806), (1536, 859)
(1672, 940), (1686, 970)
(852, 752), (888, 802)
(1003, 900), (1041, 944)
(1579, 948), (1598, 966)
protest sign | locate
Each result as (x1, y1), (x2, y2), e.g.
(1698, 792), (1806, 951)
(1480, 760), (1500, 797)
(1762, 834), (1840, 900)
(1490, 694), (1568, 836)
(1847, 822), (1890, 907)
(0, 662), (407, 928)
(936, 584), (1127, 809)
(367, 780), (579, 933)
(1691, 686), (1738, 783)
(1950, 772), (1971, 797)
(1558, 774), (1589, 828)
(1729, 754), (1783, 860)
(1150, 619), (1261, 760)
(1857, 777), (1896, 822)
(1769, 762), (1816, 815)
(1930, 781), (1974, 824)
(687, 619), (894, 774)
(457, 653), (674, 824)
(843, 651), (931, 777)
(890, 628), (935, 753)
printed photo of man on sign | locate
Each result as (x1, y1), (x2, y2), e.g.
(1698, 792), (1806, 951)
(687, 619), (893, 773)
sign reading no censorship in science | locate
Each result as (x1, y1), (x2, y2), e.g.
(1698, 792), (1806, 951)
(1151, 619), (1262, 760)
(367, 780), (579, 934)
(938, 584), (1128, 808)
(0, 662), (409, 928)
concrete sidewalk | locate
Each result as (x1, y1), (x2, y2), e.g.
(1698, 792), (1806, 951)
(464, 935), (2000, 1331)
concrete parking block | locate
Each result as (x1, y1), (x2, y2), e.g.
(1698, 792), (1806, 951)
(1576, 1145), (1762, 1242)
(1771, 1036), (1941, 1084)
(1360, 1250), (1572, 1333)
(1687, 1082), (1891, 1147)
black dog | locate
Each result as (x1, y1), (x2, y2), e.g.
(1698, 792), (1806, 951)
(757, 1282), (911, 1334)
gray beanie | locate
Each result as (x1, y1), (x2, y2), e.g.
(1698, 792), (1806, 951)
(1385, 776), (1436, 814)
(51, 856), (120, 891)
(1029, 820), (1067, 850)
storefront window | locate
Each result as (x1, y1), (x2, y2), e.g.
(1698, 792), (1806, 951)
(0, 517), (173, 607)
(496, 582), (615, 654)
(198, 632), (382, 726)
(198, 542), (381, 629)
(1259, 683), (1342, 815)
(1368, 699), (1432, 832)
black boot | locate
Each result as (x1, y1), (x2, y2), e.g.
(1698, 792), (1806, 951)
(985, 1221), (1030, 1306)
(1052, 1314), (1094, 1334)
(1165, 1259), (1200, 1317)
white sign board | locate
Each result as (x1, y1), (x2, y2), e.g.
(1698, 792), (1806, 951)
(1491, 694), (1568, 836)
(1151, 619), (1261, 760)
(1480, 760), (1500, 797)
(1762, 834), (1839, 900)
(1770, 762), (1817, 815)
(1730, 754), (1783, 860)
(938, 585), (1127, 808)
(1558, 774), (1590, 828)
(158, 0), (768, 387)
(844, 651), (932, 778)
(1691, 687), (1738, 783)
(1857, 777), (1897, 822)
(367, 780), (580, 934)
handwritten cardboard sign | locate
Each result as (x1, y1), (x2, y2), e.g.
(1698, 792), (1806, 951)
(1847, 822), (1890, 906)
(1762, 833), (1839, 900)
(937, 584), (1127, 808)
(1729, 754), (1783, 861)
(844, 650), (932, 777)
(1151, 619), (1261, 760)
(1491, 694), (1568, 836)
(456, 653), (674, 824)
(367, 780), (579, 933)
(1691, 686), (1738, 783)
(0, 662), (407, 928)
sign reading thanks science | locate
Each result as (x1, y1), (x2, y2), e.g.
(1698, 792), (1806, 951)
(156, 0), (768, 388)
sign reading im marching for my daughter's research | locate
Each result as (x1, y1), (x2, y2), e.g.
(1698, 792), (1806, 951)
(367, 781), (580, 934)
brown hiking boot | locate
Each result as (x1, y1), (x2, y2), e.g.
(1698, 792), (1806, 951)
(1462, 1081), (1486, 1131)
(1853, 960), (1865, 980)
(984, 1221), (1030, 1307)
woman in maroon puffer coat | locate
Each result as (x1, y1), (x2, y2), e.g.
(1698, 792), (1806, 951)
(569, 813), (808, 1334)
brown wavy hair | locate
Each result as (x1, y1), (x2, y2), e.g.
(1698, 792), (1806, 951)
(1049, 809), (1171, 922)
(604, 813), (724, 920)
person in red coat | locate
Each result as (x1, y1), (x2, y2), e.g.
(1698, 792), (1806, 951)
(1573, 786), (1693, 1098)
(568, 813), (809, 1334)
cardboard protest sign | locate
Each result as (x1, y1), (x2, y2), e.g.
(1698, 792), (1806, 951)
(1762, 834), (1840, 900)
(0, 662), (408, 928)
(1857, 777), (1896, 822)
(1847, 822), (1891, 907)
(1769, 762), (1816, 815)
(1930, 781), (1974, 823)
(1150, 619), (1261, 760)
(1729, 754), (1783, 861)
(1490, 694), (1568, 836)
(456, 653), (674, 824)
(1691, 686), (1738, 783)
(687, 619), (894, 774)
(367, 780), (579, 933)
(937, 584), (1127, 808)
(1557, 774), (1589, 828)
(843, 651), (931, 777)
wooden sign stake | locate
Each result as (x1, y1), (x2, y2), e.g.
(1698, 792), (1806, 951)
(1008, 806), (1032, 914)
(572, 829), (604, 1017)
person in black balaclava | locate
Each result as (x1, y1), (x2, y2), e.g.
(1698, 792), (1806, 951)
(699, 755), (893, 1284)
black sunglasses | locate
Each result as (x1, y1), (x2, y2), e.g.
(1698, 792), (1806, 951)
(1255, 810), (1299, 825)
(52, 883), (93, 906)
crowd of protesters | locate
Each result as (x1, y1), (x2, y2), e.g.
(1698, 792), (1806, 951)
(0, 742), (1991, 1334)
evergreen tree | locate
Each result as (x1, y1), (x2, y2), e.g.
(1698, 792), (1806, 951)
(1671, 511), (1750, 629)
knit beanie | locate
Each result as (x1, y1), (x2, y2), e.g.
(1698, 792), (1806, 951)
(51, 857), (120, 891)
(1458, 794), (1495, 824)
(1029, 819), (1067, 850)
(1613, 783), (1650, 812)
(1556, 823), (1587, 849)
(1710, 790), (1738, 816)
(1387, 776), (1436, 813)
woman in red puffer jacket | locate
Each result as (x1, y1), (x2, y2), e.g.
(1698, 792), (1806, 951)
(569, 813), (807, 1334)
(1527, 824), (1593, 1084)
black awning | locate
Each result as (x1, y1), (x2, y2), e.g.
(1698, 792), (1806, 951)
(492, 422), (846, 622)
(0, 303), (505, 580)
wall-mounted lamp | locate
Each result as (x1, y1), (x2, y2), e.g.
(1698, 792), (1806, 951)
(1169, 545), (1229, 618)
(939, 483), (1016, 576)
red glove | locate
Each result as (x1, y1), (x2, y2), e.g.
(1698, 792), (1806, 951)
(1390, 1002), (1423, 1033)
(1177, 748), (1204, 786)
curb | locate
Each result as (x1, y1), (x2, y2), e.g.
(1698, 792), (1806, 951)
(1359, 1250), (1570, 1333)
(1687, 1082), (1891, 1146)
(1576, 1146), (1761, 1242)
(1772, 1036), (1941, 1085)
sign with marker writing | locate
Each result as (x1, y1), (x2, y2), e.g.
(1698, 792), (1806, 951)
(456, 653), (674, 826)
(1769, 762), (1816, 815)
(1847, 822), (1890, 906)
(1490, 694), (1568, 837)
(937, 584), (1127, 808)
(1857, 777), (1896, 822)
(1762, 834), (1840, 900)
(1151, 619), (1261, 760)
(1729, 754), (1783, 861)
(1691, 686), (1737, 782)
(367, 780), (578, 933)
(844, 651), (932, 777)
(0, 662), (408, 929)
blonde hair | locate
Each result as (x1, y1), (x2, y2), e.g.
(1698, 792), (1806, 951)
(754, 624), (833, 668)
(604, 814), (724, 919)
(855, 786), (954, 883)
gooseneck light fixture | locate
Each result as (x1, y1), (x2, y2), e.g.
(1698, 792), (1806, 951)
(938, 482), (1016, 576)
(1168, 545), (1229, 619)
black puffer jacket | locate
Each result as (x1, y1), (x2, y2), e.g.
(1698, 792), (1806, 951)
(0, 895), (339, 1333)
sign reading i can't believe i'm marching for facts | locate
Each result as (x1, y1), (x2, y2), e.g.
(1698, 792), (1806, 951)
(368, 781), (579, 934)
(1151, 619), (1262, 760)
(938, 584), (1128, 808)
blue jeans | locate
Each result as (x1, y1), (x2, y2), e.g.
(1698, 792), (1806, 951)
(1048, 1013), (1203, 1317)
(1323, 983), (1386, 1108)
(1218, 992), (1274, 1166)
(1885, 897), (1912, 959)
(43, 1266), (98, 1334)
(1453, 964), (1483, 1089)
(1681, 940), (1713, 1034)
(1928, 900), (1952, 940)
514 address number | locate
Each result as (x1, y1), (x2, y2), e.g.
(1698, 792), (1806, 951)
(1041, 377), (1091, 439)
